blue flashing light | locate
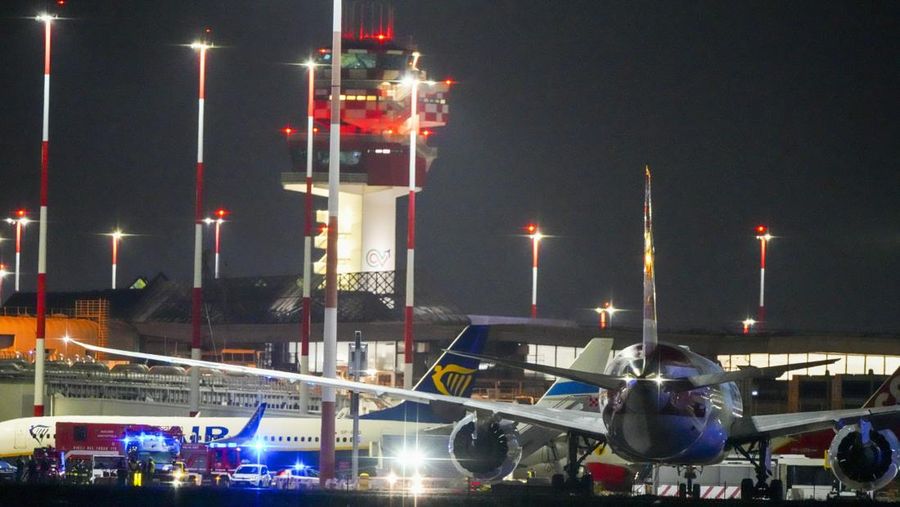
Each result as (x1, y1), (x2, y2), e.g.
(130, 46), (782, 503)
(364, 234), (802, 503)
(227, 443), (236, 448)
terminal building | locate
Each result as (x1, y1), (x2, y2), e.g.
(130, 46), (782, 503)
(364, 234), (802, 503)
(1, 274), (898, 423)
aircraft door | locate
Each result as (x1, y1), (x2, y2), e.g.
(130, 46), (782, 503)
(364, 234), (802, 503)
(14, 425), (26, 449)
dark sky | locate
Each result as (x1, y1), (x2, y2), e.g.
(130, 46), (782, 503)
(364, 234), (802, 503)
(0, 1), (898, 332)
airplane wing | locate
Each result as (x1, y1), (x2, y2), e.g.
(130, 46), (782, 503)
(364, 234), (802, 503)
(684, 359), (839, 390)
(71, 340), (608, 439)
(729, 405), (900, 444)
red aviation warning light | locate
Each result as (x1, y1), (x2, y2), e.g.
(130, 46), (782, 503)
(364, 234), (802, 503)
(282, 126), (294, 136)
(15, 209), (26, 218)
(756, 225), (768, 236)
(215, 208), (229, 219)
(526, 223), (537, 235)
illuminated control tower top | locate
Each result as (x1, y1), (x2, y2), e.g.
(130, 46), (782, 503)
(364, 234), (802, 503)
(282, 0), (451, 275)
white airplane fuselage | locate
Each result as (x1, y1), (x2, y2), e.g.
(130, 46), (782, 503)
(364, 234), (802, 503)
(0, 415), (430, 459)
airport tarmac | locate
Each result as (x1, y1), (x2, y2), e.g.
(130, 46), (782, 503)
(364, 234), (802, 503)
(0, 484), (885, 507)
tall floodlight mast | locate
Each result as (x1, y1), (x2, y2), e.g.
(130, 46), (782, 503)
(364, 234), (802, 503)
(755, 225), (771, 331)
(320, 0), (342, 485)
(6, 210), (29, 292)
(189, 31), (212, 416)
(300, 60), (317, 414)
(33, 11), (57, 417)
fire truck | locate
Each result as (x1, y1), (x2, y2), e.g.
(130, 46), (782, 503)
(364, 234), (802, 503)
(54, 422), (188, 485)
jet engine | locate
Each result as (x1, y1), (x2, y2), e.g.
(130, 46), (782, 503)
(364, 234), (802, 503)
(449, 413), (521, 482)
(828, 422), (900, 491)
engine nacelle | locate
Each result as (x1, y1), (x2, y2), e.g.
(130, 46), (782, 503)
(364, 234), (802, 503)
(828, 423), (900, 491)
(448, 413), (521, 482)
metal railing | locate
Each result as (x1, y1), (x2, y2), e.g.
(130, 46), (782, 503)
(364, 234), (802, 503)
(0, 368), (338, 415)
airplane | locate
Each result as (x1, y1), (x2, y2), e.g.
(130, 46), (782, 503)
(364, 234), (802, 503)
(769, 366), (900, 459)
(72, 167), (900, 499)
(0, 324), (490, 471)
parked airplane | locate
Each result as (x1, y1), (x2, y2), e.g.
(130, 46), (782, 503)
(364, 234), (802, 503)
(771, 366), (900, 479)
(0, 325), (489, 470)
(74, 168), (900, 500)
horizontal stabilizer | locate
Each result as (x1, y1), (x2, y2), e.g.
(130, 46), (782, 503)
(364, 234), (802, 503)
(445, 349), (623, 390)
(682, 358), (839, 390)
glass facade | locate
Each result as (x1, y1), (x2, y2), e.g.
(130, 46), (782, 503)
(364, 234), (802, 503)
(716, 352), (900, 379)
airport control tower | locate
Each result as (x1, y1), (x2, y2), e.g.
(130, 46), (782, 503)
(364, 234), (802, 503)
(281, 1), (450, 281)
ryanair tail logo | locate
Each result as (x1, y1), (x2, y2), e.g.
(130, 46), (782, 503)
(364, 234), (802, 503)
(431, 364), (476, 397)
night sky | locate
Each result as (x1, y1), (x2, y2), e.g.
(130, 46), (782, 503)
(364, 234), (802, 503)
(0, 1), (898, 332)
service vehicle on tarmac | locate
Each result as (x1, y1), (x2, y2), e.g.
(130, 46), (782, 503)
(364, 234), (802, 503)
(230, 464), (272, 488)
(273, 464), (319, 490)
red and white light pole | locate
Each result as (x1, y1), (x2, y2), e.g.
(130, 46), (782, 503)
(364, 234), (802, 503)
(189, 34), (212, 417)
(320, 0), (342, 485)
(204, 208), (228, 279)
(298, 58), (318, 414)
(526, 224), (542, 319)
(106, 230), (124, 289)
(402, 71), (421, 389)
(399, 74), (437, 389)
(742, 317), (756, 335)
(755, 225), (771, 330)
(595, 301), (618, 331)
(33, 12), (56, 418)
(0, 264), (8, 303)
(6, 210), (28, 292)
(0, 263), (9, 302)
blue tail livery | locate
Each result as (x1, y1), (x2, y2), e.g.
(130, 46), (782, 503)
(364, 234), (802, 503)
(208, 402), (267, 447)
(362, 324), (489, 423)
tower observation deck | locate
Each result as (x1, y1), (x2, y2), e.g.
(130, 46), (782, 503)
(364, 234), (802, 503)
(282, 1), (451, 278)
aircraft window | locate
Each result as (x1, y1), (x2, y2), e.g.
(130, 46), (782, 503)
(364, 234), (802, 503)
(301, 437), (305, 442)
(278, 436), (283, 442)
(294, 437), (298, 442)
(315, 437), (319, 442)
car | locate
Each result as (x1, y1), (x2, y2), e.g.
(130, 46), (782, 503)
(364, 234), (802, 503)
(273, 465), (319, 490)
(0, 460), (17, 482)
(229, 464), (272, 488)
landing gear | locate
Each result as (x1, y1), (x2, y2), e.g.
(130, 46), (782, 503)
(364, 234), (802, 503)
(735, 439), (783, 501)
(675, 465), (703, 498)
(554, 431), (603, 495)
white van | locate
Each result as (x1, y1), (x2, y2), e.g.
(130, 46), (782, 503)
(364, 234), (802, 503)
(230, 464), (272, 488)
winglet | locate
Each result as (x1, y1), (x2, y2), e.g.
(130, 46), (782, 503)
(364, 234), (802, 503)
(643, 166), (658, 359)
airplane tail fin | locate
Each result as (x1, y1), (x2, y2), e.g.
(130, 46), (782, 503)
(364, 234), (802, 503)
(361, 325), (489, 423)
(863, 366), (900, 408)
(209, 402), (266, 447)
(642, 166), (659, 360)
(411, 324), (489, 397)
(538, 338), (613, 406)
